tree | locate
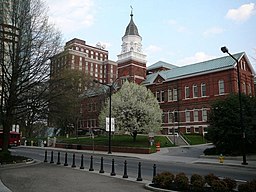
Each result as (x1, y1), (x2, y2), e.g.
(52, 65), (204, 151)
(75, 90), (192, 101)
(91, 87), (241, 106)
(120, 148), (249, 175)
(99, 81), (162, 141)
(205, 94), (256, 155)
(49, 69), (93, 136)
(0, 0), (62, 152)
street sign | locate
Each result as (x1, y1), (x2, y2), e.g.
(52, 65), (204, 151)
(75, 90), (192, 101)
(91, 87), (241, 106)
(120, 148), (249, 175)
(106, 117), (115, 132)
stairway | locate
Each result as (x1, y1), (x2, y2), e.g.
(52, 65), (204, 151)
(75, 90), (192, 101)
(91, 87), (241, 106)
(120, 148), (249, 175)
(167, 134), (189, 146)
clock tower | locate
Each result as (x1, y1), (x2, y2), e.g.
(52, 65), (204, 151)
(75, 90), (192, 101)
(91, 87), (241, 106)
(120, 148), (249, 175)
(117, 9), (147, 84)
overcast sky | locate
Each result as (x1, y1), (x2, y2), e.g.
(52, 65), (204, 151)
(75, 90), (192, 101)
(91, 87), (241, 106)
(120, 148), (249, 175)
(44, 0), (256, 68)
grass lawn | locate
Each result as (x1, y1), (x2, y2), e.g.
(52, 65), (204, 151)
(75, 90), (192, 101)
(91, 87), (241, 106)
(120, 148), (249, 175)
(183, 134), (208, 145)
(57, 134), (174, 149)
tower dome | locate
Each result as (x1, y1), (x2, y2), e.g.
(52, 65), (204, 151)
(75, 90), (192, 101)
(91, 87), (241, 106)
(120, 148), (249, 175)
(123, 11), (141, 37)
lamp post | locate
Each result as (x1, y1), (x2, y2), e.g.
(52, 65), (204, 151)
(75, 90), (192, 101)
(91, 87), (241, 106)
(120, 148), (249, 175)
(221, 46), (248, 165)
(93, 79), (118, 154)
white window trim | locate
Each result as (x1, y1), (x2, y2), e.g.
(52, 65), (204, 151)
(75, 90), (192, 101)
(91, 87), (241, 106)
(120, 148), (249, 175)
(193, 84), (198, 98)
(201, 83), (206, 97)
(193, 109), (199, 122)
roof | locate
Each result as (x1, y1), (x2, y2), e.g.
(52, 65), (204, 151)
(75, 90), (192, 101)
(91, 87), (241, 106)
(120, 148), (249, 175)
(81, 85), (108, 98)
(147, 61), (178, 71)
(123, 12), (140, 37)
(143, 52), (254, 85)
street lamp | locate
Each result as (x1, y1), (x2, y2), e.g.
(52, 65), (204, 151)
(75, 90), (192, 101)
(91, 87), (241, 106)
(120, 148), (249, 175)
(221, 46), (248, 165)
(93, 79), (119, 154)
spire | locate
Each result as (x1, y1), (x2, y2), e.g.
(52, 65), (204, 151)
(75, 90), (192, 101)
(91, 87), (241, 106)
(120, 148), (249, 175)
(123, 6), (140, 37)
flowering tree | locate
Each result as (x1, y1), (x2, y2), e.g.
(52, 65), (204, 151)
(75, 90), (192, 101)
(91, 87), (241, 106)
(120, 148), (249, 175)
(99, 81), (162, 141)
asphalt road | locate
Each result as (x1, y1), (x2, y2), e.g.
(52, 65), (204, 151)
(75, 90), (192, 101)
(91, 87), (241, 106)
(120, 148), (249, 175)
(9, 147), (256, 182)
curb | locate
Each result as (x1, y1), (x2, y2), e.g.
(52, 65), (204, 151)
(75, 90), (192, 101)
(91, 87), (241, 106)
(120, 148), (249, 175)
(144, 183), (177, 192)
(0, 179), (12, 192)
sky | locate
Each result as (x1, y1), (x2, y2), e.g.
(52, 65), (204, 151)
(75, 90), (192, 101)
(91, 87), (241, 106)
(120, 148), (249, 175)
(44, 0), (256, 69)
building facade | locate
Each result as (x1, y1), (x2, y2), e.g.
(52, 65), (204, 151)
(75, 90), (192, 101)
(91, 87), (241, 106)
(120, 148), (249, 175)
(50, 11), (255, 135)
(143, 54), (255, 135)
(50, 38), (117, 85)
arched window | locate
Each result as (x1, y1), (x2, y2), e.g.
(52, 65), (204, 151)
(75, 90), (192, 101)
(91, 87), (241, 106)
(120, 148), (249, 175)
(248, 84), (252, 95)
(201, 83), (206, 97)
(242, 81), (246, 94)
(193, 84), (198, 98)
(185, 86), (190, 99)
(218, 80), (224, 95)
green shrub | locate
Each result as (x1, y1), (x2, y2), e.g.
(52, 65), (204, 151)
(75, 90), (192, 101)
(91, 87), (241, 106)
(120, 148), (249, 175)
(238, 182), (252, 192)
(223, 177), (237, 191)
(203, 147), (217, 155)
(250, 179), (256, 191)
(174, 172), (189, 190)
(191, 174), (205, 192)
(191, 174), (205, 185)
(211, 180), (228, 192)
(204, 173), (220, 186)
(152, 171), (174, 189)
(238, 179), (256, 192)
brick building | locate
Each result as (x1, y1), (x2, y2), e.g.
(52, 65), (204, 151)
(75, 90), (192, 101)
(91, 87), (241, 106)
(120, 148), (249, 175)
(50, 11), (255, 135)
(143, 54), (255, 135)
(50, 38), (117, 84)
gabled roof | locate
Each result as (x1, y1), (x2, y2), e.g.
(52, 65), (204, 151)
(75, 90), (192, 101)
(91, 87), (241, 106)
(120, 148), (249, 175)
(147, 61), (178, 71)
(143, 52), (254, 85)
(81, 85), (108, 98)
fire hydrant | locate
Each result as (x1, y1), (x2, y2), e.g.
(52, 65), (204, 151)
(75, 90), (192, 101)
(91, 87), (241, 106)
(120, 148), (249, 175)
(219, 154), (224, 163)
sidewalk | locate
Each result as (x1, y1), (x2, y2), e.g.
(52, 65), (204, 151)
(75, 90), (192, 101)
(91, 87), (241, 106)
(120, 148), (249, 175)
(0, 162), (149, 192)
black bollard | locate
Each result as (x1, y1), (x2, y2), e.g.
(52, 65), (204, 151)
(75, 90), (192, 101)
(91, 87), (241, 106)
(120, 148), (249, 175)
(123, 160), (128, 178)
(110, 159), (116, 176)
(152, 164), (156, 183)
(136, 162), (143, 181)
(99, 157), (104, 173)
(89, 156), (94, 171)
(71, 153), (76, 168)
(44, 150), (48, 163)
(50, 151), (54, 164)
(80, 154), (84, 169)
(57, 152), (61, 165)
(64, 152), (68, 166)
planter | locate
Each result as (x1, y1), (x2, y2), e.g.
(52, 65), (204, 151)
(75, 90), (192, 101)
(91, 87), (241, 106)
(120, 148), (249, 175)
(145, 184), (224, 192)
(55, 143), (153, 154)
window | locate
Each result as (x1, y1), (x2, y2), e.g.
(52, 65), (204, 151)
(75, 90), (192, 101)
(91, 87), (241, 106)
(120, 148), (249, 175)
(173, 89), (178, 101)
(193, 110), (198, 122)
(168, 89), (173, 101)
(168, 112), (173, 123)
(185, 110), (190, 122)
(156, 91), (160, 102)
(174, 111), (179, 122)
(242, 82), (246, 94)
(201, 83), (206, 97)
(248, 84), (252, 95)
(160, 91), (165, 102)
(193, 84), (198, 98)
(186, 127), (191, 134)
(185, 86), (190, 99)
(194, 127), (199, 133)
(162, 113), (166, 123)
(85, 62), (88, 71)
(202, 109), (207, 121)
(218, 80), (225, 95)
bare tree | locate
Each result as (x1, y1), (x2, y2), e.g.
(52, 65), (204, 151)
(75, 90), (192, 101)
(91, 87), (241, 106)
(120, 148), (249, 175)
(0, 0), (62, 152)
